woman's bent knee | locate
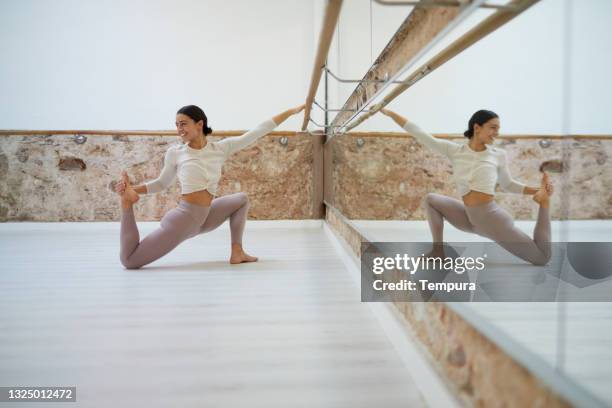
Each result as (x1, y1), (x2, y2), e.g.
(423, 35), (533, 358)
(424, 193), (437, 204)
(120, 256), (143, 270)
(423, 193), (440, 209)
(531, 252), (552, 266)
(235, 191), (249, 208)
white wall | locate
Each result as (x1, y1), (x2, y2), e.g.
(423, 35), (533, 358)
(325, 0), (612, 135)
(567, 0), (612, 134)
(1, 0), (610, 134)
(0, 0), (313, 130)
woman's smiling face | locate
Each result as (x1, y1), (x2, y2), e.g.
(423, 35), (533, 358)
(474, 117), (500, 145)
(176, 113), (203, 143)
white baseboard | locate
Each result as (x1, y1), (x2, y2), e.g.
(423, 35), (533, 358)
(0, 219), (324, 232)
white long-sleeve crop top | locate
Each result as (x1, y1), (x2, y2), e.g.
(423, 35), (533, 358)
(144, 118), (278, 195)
(402, 121), (526, 196)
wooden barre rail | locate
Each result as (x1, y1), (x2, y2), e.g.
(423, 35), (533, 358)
(301, 0), (343, 131)
(336, 133), (612, 140)
(343, 0), (539, 132)
(0, 130), (608, 140)
(329, 0), (469, 134)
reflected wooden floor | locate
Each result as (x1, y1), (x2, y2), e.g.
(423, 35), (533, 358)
(0, 222), (425, 408)
(352, 219), (612, 404)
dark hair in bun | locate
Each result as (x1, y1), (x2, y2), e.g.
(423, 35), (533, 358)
(464, 110), (498, 139)
(177, 104), (213, 136)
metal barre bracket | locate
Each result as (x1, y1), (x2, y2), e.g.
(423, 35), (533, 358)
(324, 66), (407, 85)
(312, 99), (376, 114)
(313, 100), (356, 113)
(309, 117), (344, 129)
(323, 65), (434, 88)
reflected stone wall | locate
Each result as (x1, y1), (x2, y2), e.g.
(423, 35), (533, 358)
(331, 134), (612, 220)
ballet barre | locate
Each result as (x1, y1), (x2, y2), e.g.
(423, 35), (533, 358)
(373, 0), (519, 11)
(335, 0), (539, 134)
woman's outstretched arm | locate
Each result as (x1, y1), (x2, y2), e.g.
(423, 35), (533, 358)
(522, 186), (539, 195)
(497, 150), (528, 194)
(497, 150), (544, 195)
(115, 176), (151, 195)
(143, 147), (178, 194)
(219, 104), (305, 156)
(132, 184), (147, 194)
(272, 104), (305, 126)
(379, 108), (457, 158)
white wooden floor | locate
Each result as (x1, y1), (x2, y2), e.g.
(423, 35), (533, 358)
(0, 221), (426, 408)
(352, 219), (612, 405)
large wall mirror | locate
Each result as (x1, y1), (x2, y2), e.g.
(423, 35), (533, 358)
(322, 0), (612, 405)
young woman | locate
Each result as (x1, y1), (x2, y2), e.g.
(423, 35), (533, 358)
(379, 108), (554, 266)
(114, 104), (305, 269)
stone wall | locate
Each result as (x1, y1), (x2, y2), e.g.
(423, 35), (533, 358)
(331, 134), (612, 220)
(2, 131), (610, 222)
(0, 132), (319, 221)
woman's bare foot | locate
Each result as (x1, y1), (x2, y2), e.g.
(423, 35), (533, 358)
(533, 172), (553, 208)
(230, 243), (258, 264)
(425, 242), (446, 259)
(115, 171), (139, 209)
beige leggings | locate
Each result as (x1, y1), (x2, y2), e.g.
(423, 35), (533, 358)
(424, 193), (551, 266)
(120, 192), (249, 269)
